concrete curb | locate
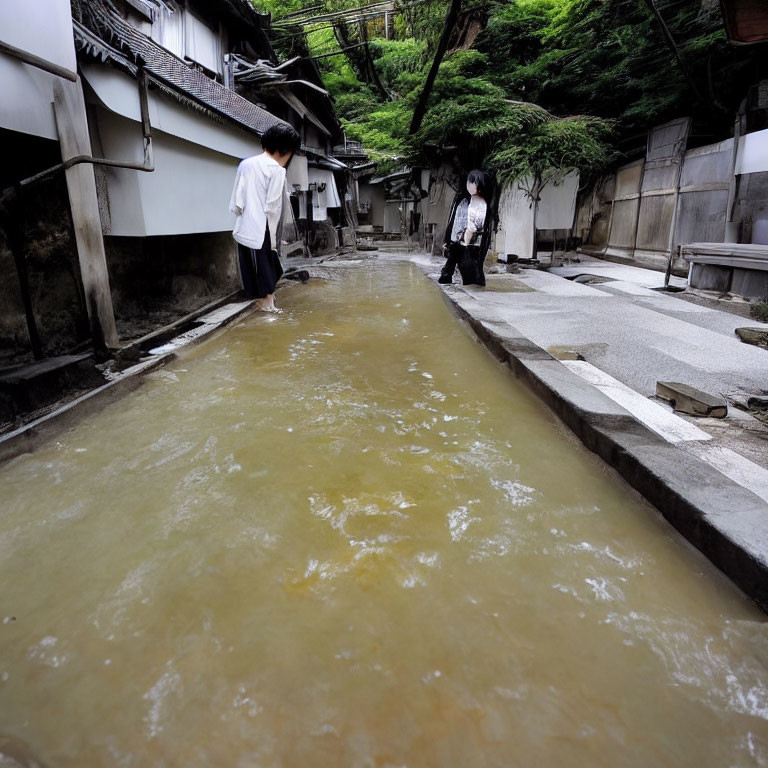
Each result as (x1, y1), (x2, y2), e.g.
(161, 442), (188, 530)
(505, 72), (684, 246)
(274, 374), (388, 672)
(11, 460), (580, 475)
(0, 298), (260, 465)
(0, 354), (174, 465)
(436, 280), (768, 613)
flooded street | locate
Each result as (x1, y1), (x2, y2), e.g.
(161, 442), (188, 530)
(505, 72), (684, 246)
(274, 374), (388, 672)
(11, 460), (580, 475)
(1, 261), (766, 766)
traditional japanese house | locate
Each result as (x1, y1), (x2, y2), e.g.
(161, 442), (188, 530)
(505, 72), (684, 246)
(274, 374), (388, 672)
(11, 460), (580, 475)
(0, 0), (352, 378)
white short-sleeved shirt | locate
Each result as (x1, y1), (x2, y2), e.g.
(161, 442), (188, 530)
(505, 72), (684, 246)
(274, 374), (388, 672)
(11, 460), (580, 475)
(230, 152), (286, 249)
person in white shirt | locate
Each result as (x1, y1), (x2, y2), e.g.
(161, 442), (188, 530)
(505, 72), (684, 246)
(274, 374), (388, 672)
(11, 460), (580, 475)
(230, 123), (301, 312)
(438, 169), (489, 286)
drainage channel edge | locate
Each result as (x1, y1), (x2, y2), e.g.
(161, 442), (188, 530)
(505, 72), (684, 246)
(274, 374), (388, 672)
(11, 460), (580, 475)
(434, 278), (768, 614)
(0, 299), (258, 466)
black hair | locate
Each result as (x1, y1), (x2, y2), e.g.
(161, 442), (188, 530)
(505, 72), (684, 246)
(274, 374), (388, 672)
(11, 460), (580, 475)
(466, 169), (488, 198)
(262, 123), (301, 155)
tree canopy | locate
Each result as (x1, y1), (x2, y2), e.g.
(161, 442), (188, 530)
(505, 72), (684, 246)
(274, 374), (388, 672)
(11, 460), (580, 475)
(262, 0), (764, 182)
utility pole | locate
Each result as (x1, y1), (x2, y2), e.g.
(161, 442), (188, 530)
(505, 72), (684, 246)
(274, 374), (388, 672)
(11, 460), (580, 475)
(409, 0), (462, 135)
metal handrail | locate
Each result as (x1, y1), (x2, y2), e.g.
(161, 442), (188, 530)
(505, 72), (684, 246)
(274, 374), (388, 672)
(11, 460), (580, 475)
(0, 39), (78, 82)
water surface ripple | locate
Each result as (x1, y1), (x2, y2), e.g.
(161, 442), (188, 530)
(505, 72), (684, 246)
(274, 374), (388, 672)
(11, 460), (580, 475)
(1, 262), (766, 766)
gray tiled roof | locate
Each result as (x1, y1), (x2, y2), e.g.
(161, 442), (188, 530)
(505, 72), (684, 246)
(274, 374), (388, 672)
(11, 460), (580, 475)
(73, 0), (287, 136)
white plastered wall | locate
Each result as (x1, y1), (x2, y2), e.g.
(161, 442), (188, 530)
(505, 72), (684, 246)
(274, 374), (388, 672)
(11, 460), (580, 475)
(495, 180), (535, 258)
(0, 0), (77, 139)
(82, 65), (263, 236)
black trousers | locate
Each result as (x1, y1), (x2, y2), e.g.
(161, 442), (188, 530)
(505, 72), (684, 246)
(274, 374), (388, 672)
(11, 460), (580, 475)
(438, 242), (486, 286)
(237, 229), (284, 299)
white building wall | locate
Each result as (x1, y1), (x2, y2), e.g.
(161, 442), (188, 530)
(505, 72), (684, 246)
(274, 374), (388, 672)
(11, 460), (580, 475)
(495, 181), (535, 259)
(0, 0), (76, 74)
(82, 65), (259, 158)
(185, 11), (222, 75)
(536, 170), (580, 230)
(83, 67), (264, 237)
(152, 3), (186, 58)
(737, 128), (768, 176)
(0, 0), (77, 139)
(95, 106), (262, 237)
(93, 107), (147, 235)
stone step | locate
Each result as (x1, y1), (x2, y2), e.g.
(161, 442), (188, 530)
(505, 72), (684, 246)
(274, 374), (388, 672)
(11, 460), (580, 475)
(735, 327), (768, 348)
(656, 381), (728, 418)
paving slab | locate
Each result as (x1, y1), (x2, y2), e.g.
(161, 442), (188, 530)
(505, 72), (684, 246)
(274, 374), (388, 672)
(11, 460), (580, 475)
(551, 255), (687, 288)
(563, 362), (713, 443)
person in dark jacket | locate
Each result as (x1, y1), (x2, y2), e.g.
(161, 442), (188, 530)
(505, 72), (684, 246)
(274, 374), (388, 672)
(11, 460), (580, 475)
(438, 169), (489, 286)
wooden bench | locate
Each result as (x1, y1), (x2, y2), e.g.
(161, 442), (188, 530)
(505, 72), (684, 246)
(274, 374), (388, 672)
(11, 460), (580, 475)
(681, 242), (768, 298)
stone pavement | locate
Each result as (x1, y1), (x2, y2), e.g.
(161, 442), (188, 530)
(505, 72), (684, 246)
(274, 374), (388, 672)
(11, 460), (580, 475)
(476, 255), (764, 399)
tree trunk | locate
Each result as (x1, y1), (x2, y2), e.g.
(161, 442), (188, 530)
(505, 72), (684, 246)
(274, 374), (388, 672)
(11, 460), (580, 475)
(333, 20), (367, 82)
(333, 20), (389, 101)
(359, 21), (389, 101)
(409, 0), (462, 135)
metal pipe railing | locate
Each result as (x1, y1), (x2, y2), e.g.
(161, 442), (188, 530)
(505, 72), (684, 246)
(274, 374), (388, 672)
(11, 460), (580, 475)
(0, 38), (78, 82)
(16, 69), (155, 192)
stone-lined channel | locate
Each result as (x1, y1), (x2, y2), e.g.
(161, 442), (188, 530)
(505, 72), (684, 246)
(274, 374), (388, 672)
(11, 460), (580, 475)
(1, 261), (766, 766)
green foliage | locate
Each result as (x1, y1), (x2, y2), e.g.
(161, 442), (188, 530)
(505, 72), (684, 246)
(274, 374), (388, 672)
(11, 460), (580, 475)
(488, 115), (615, 189)
(263, 0), (759, 187)
(307, 25), (378, 122)
(368, 39), (428, 94)
(336, 41), (613, 184)
(750, 301), (768, 324)
(475, 0), (751, 137)
(251, 0), (306, 18)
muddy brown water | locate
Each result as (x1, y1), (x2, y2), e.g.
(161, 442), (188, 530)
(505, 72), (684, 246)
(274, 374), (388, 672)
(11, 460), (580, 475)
(1, 262), (766, 767)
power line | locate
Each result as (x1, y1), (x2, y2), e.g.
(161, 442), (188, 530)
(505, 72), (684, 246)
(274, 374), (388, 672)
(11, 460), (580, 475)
(274, 0), (398, 26)
(272, 0), (425, 28)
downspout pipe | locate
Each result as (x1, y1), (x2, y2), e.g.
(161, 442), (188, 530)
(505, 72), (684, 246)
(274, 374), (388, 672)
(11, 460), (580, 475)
(725, 100), (746, 243)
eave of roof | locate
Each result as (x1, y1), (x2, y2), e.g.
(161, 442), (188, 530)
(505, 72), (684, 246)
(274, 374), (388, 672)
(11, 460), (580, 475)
(73, 0), (287, 137)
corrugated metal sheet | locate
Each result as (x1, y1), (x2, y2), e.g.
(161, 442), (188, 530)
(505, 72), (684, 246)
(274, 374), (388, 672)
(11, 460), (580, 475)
(675, 139), (733, 249)
(637, 195), (677, 251)
(610, 199), (639, 249)
(646, 118), (689, 163)
(681, 139), (733, 188)
(615, 161), (642, 198)
(580, 120), (768, 267)
(675, 190), (729, 246)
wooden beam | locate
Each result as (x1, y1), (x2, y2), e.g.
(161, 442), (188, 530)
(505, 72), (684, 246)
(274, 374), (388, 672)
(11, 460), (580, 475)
(53, 78), (119, 351)
(0, 39), (78, 82)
